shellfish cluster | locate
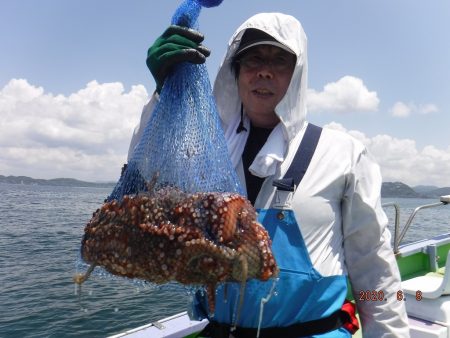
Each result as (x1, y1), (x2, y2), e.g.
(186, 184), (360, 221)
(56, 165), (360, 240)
(76, 186), (278, 312)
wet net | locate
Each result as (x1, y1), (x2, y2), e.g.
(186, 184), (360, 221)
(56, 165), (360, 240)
(108, 0), (243, 201)
(74, 1), (277, 321)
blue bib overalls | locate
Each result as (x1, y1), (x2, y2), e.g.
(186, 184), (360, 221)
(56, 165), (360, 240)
(195, 124), (351, 337)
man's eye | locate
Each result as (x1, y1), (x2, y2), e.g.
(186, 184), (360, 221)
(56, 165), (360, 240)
(273, 57), (288, 66)
(242, 56), (262, 68)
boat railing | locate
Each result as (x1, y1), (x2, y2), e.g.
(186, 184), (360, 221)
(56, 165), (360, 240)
(383, 195), (450, 254)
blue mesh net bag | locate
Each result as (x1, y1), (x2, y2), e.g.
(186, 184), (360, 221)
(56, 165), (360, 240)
(75, 1), (279, 317)
(108, 0), (243, 200)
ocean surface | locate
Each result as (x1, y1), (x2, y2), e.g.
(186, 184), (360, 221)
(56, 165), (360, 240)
(1, 183), (450, 338)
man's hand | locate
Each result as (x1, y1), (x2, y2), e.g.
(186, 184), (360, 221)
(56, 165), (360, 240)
(146, 25), (211, 93)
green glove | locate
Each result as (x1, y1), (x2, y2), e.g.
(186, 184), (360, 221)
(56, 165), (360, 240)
(146, 25), (211, 93)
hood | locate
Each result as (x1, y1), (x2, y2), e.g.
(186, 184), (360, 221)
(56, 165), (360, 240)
(213, 13), (308, 176)
(214, 12), (308, 142)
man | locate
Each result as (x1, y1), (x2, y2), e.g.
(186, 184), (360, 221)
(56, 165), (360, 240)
(133, 12), (409, 338)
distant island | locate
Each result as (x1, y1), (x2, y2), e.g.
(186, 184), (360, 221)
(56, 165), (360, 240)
(0, 175), (115, 189)
(1, 175), (449, 198)
(381, 182), (449, 199)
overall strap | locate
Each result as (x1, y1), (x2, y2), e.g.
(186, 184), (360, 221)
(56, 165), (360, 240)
(273, 123), (322, 191)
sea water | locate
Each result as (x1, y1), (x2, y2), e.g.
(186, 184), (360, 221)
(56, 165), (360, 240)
(0, 183), (188, 338)
(0, 183), (449, 337)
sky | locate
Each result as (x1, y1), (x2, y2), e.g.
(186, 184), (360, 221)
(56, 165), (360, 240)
(1, 0), (449, 187)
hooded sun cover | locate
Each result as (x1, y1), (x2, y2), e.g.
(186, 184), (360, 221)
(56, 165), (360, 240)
(214, 13), (308, 179)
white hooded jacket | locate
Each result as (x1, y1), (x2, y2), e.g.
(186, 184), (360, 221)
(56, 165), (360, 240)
(130, 12), (409, 337)
(214, 13), (409, 337)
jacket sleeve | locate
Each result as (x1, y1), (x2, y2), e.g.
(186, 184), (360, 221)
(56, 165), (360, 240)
(342, 147), (410, 337)
(127, 93), (159, 161)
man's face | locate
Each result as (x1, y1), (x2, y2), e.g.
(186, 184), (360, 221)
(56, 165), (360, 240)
(237, 45), (296, 128)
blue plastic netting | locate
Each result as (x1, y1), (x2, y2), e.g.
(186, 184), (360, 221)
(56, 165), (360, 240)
(108, 0), (243, 201)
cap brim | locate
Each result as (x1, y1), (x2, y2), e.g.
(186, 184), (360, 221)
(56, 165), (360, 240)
(235, 40), (294, 57)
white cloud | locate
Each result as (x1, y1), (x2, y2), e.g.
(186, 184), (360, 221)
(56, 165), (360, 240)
(390, 101), (411, 117)
(1, 78), (448, 188)
(0, 79), (149, 181)
(389, 101), (439, 118)
(419, 103), (439, 115)
(325, 122), (450, 187)
(307, 76), (379, 113)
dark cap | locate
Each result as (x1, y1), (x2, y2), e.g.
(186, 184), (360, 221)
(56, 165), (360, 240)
(234, 28), (295, 57)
